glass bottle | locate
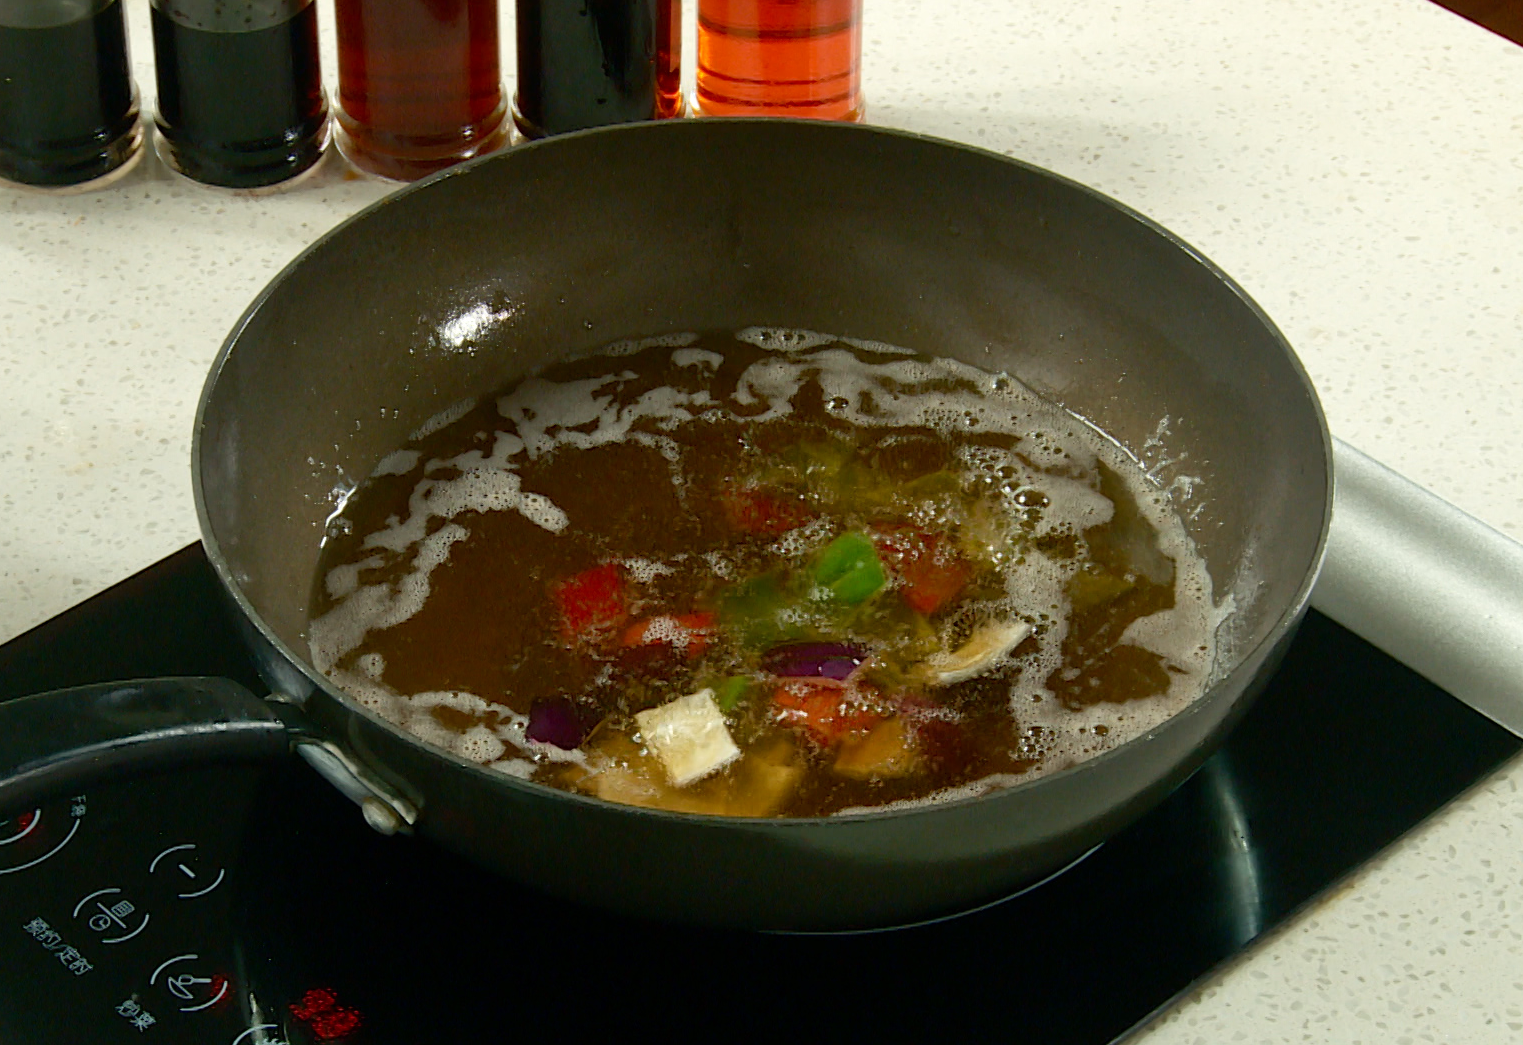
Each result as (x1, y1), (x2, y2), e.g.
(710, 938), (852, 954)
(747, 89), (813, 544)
(0, 0), (142, 188)
(514, 0), (682, 140)
(151, 0), (329, 189)
(333, 0), (509, 182)
(695, 0), (863, 121)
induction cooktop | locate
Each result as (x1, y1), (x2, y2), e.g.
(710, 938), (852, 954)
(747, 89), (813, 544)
(1, 544), (1518, 1044)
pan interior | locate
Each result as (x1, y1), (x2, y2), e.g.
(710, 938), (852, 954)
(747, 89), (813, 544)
(196, 120), (1327, 716)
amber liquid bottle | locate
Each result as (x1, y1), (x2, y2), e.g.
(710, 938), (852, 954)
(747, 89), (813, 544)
(333, 0), (508, 181)
(695, 0), (862, 121)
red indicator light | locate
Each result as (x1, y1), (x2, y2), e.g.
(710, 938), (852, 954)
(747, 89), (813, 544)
(290, 987), (364, 1041)
(17, 811), (36, 831)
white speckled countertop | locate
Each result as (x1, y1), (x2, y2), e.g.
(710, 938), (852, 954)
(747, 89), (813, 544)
(3, 0), (1521, 1039)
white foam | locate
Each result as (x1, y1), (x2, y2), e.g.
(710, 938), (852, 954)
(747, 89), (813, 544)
(618, 557), (677, 583)
(322, 667), (403, 723)
(456, 725), (507, 764)
(410, 399), (475, 441)
(372, 449), (421, 477)
(324, 554), (383, 600)
(489, 758), (536, 779)
(605, 333), (699, 355)
(734, 327), (838, 352)
(672, 348), (725, 369)
(310, 523), (469, 671)
(840, 336), (917, 356)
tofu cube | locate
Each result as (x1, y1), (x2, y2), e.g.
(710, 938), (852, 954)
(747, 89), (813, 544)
(634, 689), (742, 788)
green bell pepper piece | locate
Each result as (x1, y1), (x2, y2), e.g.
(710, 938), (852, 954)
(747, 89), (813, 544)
(814, 531), (886, 605)
(718, 573), (803, 648)
(713, 675), (752, 713)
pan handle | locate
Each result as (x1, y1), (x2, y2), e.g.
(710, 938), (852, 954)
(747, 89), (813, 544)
(0, 677), (293, 815)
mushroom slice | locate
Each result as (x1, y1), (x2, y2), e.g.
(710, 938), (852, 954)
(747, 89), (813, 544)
(921, 618), (1033, 686)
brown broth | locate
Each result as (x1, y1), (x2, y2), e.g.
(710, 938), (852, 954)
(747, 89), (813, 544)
(308, 331), (1221, 817)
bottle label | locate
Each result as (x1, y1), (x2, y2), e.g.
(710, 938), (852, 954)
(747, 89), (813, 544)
(151, 0), (313, 33)
(0, 0), (113, 30)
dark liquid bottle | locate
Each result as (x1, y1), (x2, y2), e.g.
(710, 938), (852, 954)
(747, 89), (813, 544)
(334, 0), (508, 181)
(150, 0), (328, 189)
(514, 0), (681, 139)
(0, 0), (141, 188)
(696, 0), (863, 121)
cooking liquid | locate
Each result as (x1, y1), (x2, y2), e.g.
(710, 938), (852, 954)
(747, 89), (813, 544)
(0, 0), (140, 187)
(695, 0), (862, 120)
(333, 0), (507, 181)
(513, 0), (680, 139)
(151, 0), (327, 188)
(309, 332), (1223, 818)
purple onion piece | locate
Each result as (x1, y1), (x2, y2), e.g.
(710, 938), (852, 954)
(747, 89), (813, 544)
(526, 698), (586, 749)
(761, 641), (869, 681)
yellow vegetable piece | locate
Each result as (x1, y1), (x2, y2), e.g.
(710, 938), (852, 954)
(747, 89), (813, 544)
(833, 716), (920, 780)
(576, 731), (803, 817)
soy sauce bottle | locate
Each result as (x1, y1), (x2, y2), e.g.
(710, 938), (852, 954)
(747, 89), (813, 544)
(0, 0), (142, 188)
(514, 0), (682, 140)
(150, 0), (329, 189)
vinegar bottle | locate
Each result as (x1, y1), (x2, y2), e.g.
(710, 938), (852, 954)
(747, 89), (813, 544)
(333, 0), (509, 181)
(0, 0), (142, 188)
(151, 0), (328, 189)
(513, 0), (682, 140)
(695, 0), (863, 121)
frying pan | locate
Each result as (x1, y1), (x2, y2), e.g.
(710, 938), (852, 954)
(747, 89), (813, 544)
(0, 120), (1331, 930)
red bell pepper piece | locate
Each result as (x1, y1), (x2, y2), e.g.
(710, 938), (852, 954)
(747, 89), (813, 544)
(723, 486), (811, 536)
(771, 680), (886, 747)
(552, 563), (627, 642)
(874, 528), (971, 615)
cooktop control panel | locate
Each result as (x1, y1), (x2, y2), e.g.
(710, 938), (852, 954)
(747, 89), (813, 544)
(1, 766), (305, 1045)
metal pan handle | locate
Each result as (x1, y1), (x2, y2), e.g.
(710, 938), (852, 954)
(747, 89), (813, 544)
(0, 677), (420, 834)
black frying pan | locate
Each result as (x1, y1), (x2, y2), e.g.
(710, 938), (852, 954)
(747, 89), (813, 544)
(0, 120), (1331, 930)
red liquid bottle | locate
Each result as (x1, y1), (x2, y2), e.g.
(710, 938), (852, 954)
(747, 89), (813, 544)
(695, 0), (863, 121)
(656, 0), (682, 119)
(334, 0), (508, 181)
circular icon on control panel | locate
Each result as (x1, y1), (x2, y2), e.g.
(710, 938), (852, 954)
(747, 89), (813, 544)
(149, 843), (226, 899)
(0, 796), (86, 876)
(150, 953), (232, 1013)
(74, 886), (151, 944)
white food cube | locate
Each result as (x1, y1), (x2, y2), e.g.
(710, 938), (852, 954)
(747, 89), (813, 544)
(634, 689), (742, 788)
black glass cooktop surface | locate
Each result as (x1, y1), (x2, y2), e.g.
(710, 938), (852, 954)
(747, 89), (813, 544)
(1, 544), (1518, 1044)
